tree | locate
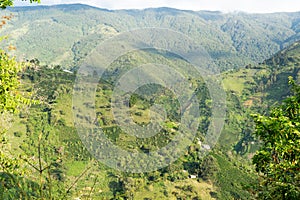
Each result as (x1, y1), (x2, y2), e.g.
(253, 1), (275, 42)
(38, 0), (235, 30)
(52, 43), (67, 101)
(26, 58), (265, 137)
(0, 43), (28, 114)
(19, 111), (67, 199)
(0, 7), (28, 178)
(1, 0), (41, 116)
(252, 77), (300, 199)
(0, 1), (40, 198)
(198, 155), (219, 182)
(0, 0), (40, 9)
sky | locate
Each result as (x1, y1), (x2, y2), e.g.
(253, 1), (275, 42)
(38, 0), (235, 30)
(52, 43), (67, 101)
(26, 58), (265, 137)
(13, 0), (300, 13)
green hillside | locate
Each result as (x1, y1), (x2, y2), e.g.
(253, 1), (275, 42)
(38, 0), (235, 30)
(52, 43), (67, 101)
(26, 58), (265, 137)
(221, 41), (300, 154)
(1, 4), (300, 200)
(2, 39), (299, 200)
(1, 4), (300, 71)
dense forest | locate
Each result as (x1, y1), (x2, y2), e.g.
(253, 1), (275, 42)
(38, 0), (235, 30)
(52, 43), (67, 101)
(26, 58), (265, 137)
(0, 1), (300, 200)
(1, 4), (300, 71)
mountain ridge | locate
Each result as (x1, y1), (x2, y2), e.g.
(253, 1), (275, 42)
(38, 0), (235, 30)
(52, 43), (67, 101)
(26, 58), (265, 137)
(10, 3), (300, 14)
(2, 4), (300, 70)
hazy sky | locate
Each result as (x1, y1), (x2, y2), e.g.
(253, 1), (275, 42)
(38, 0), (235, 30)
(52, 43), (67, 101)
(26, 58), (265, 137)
(14, 0), (300, 13)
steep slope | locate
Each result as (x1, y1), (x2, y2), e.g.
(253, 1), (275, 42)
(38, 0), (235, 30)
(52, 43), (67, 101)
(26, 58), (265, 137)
(8, 40), (300, 200)
(221, 40), (300, 155)
(211, 40), (300, 199)
(1, 4), (300, 70)
(3, 4), (300, 199)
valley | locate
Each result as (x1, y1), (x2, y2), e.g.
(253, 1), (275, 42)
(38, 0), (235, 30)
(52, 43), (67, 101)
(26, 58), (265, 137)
(1, 3), (300, 200)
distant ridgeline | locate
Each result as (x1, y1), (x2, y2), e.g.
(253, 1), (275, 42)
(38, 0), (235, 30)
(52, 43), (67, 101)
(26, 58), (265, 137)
(0, 4), (300, 70)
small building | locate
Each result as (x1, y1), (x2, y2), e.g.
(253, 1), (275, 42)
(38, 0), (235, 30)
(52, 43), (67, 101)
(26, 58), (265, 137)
(63, 69), (73, 74)
(202, 144), (211, 150)
(189, 175), (197, 179)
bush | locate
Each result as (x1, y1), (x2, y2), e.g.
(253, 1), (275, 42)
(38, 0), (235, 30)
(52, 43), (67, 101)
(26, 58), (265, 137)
(14, 132), (22, 137)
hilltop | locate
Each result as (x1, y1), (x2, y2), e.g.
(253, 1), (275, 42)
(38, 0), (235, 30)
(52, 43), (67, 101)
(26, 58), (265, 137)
(1, 4), (300, 71)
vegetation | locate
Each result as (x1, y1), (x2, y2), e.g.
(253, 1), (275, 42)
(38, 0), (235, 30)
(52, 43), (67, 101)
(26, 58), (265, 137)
(1, 4), (300, 70)
(1, 2), (300, 199)
(0, 43), (22, 113)
(251, 77), (300, 199)
(0, 7), (39, 199)
(0, 0), (40, 9)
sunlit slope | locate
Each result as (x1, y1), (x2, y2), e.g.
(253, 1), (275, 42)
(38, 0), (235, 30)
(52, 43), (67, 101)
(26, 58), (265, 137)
(1, 4), (300, 70)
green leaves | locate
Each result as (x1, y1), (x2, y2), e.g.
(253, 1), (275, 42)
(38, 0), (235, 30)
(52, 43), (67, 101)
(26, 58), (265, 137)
(251, 78), (300, 199)
(0, 1), (42, 197)
(0, 49), (26, 113)
(0, 0), (40, 9)
(0, 0), (13, 9)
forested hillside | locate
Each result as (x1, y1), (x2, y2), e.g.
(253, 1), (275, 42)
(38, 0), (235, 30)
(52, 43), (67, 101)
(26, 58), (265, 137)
(1, 4), (300, 70)
(1, 3), (300, 200)
(1, 34), (299, 200)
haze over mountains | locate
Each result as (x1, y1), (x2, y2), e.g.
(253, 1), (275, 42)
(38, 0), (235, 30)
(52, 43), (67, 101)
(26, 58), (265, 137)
(1, 4), (300, 71)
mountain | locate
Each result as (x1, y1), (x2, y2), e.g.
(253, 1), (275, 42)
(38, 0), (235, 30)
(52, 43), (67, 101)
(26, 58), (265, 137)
(1, 4), (300, 71)
(2, 4), (300, 199)
(221, 41), (300, 156)
(3, 37), (300, 200)
(211, 40), (300, 199)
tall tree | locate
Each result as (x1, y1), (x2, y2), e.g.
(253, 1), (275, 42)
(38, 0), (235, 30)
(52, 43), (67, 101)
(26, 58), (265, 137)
(0, 0), (40, 117)
(252, 77), (300, 199)
(0, 42), (27, 114)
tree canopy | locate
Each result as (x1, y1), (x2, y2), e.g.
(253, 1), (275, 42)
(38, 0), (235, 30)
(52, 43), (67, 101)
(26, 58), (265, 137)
(0, 45), (27, 114)
(252, 77), (300, 199)
(0, 0), (38, 178)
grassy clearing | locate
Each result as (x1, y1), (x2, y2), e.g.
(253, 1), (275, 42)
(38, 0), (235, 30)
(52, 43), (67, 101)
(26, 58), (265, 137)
(134, 179), (217, 200)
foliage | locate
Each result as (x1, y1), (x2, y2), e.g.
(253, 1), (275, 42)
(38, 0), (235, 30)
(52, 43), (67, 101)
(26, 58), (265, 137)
(3, 2), (300, 199)
(0, 0), (40, 9)
(213, 153), (255, 200)
(0, 172), (40, 200)
(0, 10), (39, 117)
(0, 47), (28, 114)
(19, 111), (67, 199)
(0, 14), (27, 114)
(0, 11), (39, 200)
(1, 5), (300, 70)
(251, 77), (300, 199)
(198, 155), (219, 181)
